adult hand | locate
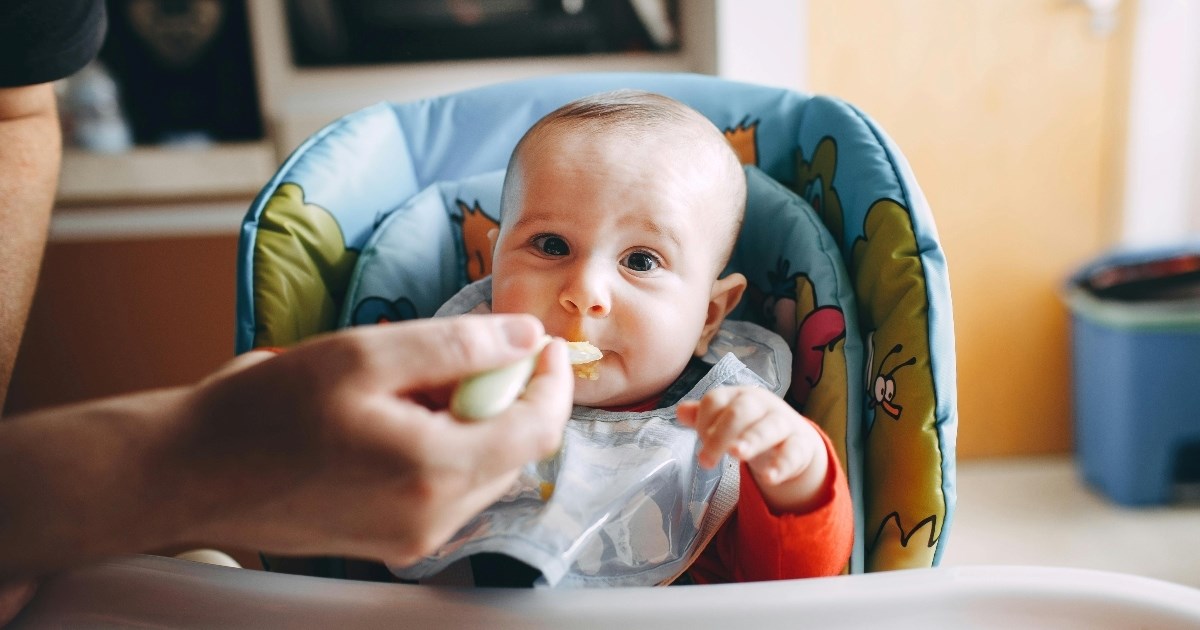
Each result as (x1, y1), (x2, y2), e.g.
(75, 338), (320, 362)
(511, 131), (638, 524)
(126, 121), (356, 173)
(0, 314), (572, 584)
(173, 314), (574, 566)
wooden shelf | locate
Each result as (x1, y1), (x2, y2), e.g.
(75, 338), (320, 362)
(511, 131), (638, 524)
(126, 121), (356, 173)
(57, 141), (278, 204)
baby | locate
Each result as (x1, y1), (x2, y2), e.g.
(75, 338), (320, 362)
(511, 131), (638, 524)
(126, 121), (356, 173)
(394, 90), (853, 587)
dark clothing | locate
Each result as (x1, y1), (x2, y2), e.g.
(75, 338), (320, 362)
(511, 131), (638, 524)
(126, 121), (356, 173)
(0, 0), (106, 87)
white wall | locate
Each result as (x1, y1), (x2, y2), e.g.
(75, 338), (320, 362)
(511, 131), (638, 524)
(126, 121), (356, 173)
(1120, 0), (1200, 246)
(712, 0), (807, 91)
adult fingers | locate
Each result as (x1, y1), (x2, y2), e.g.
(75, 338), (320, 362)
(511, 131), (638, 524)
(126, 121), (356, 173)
(0, 580), (36, 628)
(465, 339), (573, 475)
(347, 314), (547, 393)
(374, 467), (523, 567)
(414, 468), (524, 560)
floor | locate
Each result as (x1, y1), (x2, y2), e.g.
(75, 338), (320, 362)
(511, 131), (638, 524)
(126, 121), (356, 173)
(940, 455), (1200, 589)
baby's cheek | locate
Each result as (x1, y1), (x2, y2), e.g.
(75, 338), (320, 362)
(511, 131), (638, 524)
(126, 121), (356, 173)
(491, 278), (539, 314)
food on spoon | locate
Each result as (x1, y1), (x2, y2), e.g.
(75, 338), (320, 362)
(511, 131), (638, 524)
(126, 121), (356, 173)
(566, 340), (602, 380)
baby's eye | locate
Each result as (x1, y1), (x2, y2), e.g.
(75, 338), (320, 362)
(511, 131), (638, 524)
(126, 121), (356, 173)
(623, 251), (660, 272)
(533, 235), (569, 256)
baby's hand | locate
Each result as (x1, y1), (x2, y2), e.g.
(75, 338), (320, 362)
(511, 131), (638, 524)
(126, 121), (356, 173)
(677, 386), (830, 514)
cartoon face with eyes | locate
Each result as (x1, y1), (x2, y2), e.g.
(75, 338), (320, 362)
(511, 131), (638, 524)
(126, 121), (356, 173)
(868, 341), (917, 421)
(489, 122), (746, 408)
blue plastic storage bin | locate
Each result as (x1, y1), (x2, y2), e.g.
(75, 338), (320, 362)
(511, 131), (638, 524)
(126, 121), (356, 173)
(1067, 243), (1200, 505)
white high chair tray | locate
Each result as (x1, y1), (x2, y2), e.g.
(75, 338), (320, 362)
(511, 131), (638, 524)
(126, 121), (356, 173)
(13, 555), (1200, 628)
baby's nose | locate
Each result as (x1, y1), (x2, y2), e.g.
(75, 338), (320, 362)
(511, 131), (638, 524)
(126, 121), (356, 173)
(559, 267), (611, 318)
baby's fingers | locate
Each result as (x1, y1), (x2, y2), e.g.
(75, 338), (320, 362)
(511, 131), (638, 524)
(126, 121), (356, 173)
(729, 412), (798, 463)
(676, 401), (699, 427)
(692, 389), (765, 468)
(748, 433), (813, 487)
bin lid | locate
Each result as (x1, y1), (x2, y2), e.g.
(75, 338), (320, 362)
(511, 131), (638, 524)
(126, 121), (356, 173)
(1068, 242), (1200, 331)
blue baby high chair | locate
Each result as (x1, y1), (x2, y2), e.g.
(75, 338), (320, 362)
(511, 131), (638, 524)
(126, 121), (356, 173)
(235, 72), (958, 578)
(23, 73), (1200, 630)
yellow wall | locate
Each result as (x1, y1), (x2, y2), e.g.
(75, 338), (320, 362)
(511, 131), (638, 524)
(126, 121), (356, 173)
(807, 0), (1136, 458)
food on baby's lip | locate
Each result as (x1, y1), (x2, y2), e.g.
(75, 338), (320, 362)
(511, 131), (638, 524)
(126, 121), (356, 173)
(573, 363), (599, 381)
(566, 340), (602, 380)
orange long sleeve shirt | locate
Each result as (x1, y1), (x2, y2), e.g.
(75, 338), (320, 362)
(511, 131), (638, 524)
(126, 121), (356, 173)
(685, 422), (854, 583)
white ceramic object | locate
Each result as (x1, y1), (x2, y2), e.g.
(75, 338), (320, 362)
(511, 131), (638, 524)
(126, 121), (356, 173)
(13, 556), (1200, 629)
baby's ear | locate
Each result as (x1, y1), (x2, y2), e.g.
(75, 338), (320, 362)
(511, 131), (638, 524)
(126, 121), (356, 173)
(695, 272), (748, 356)
(487, 227), (499, 258)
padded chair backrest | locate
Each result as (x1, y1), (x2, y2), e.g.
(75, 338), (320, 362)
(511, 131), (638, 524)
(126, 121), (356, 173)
(237, 72), (957, 573)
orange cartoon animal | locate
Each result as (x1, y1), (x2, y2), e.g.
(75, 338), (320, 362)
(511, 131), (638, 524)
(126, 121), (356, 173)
(454, 199), (500, 282)
(723, 117), (759, 166)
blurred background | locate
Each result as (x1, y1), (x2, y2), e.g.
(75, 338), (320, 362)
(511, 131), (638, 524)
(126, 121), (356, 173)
(7, 0), (1198, 585)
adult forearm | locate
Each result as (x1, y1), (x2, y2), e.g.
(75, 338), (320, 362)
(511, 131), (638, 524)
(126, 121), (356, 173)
(0, 83), (62, 408)
(0, 388), (197, 579)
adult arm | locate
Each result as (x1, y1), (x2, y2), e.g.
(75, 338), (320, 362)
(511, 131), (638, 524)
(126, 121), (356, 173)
(0, 0), (106, 407)
(0, 314), (573, 579)
(0, 83), (61, 406)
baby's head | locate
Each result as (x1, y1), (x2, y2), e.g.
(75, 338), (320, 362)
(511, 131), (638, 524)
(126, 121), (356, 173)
(490, 90), (748, 407)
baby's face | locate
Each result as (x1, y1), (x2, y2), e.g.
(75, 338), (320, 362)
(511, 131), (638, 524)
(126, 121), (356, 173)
(491, 130), (732, 407)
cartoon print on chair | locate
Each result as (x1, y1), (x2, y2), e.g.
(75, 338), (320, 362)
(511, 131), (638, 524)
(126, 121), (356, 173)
(788, 273), (850, 479)
(723, 117), (759, 166)
(253, 182), (359, 349)
(787, 273), (847, 409)
(864, 331), (918, 431)
(743, 256), (802, 341)
(851, 198), (944, 572)
(796, 137), (845, 245)
(453, 199), (500, 282)
(351, 296), (418, 326)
